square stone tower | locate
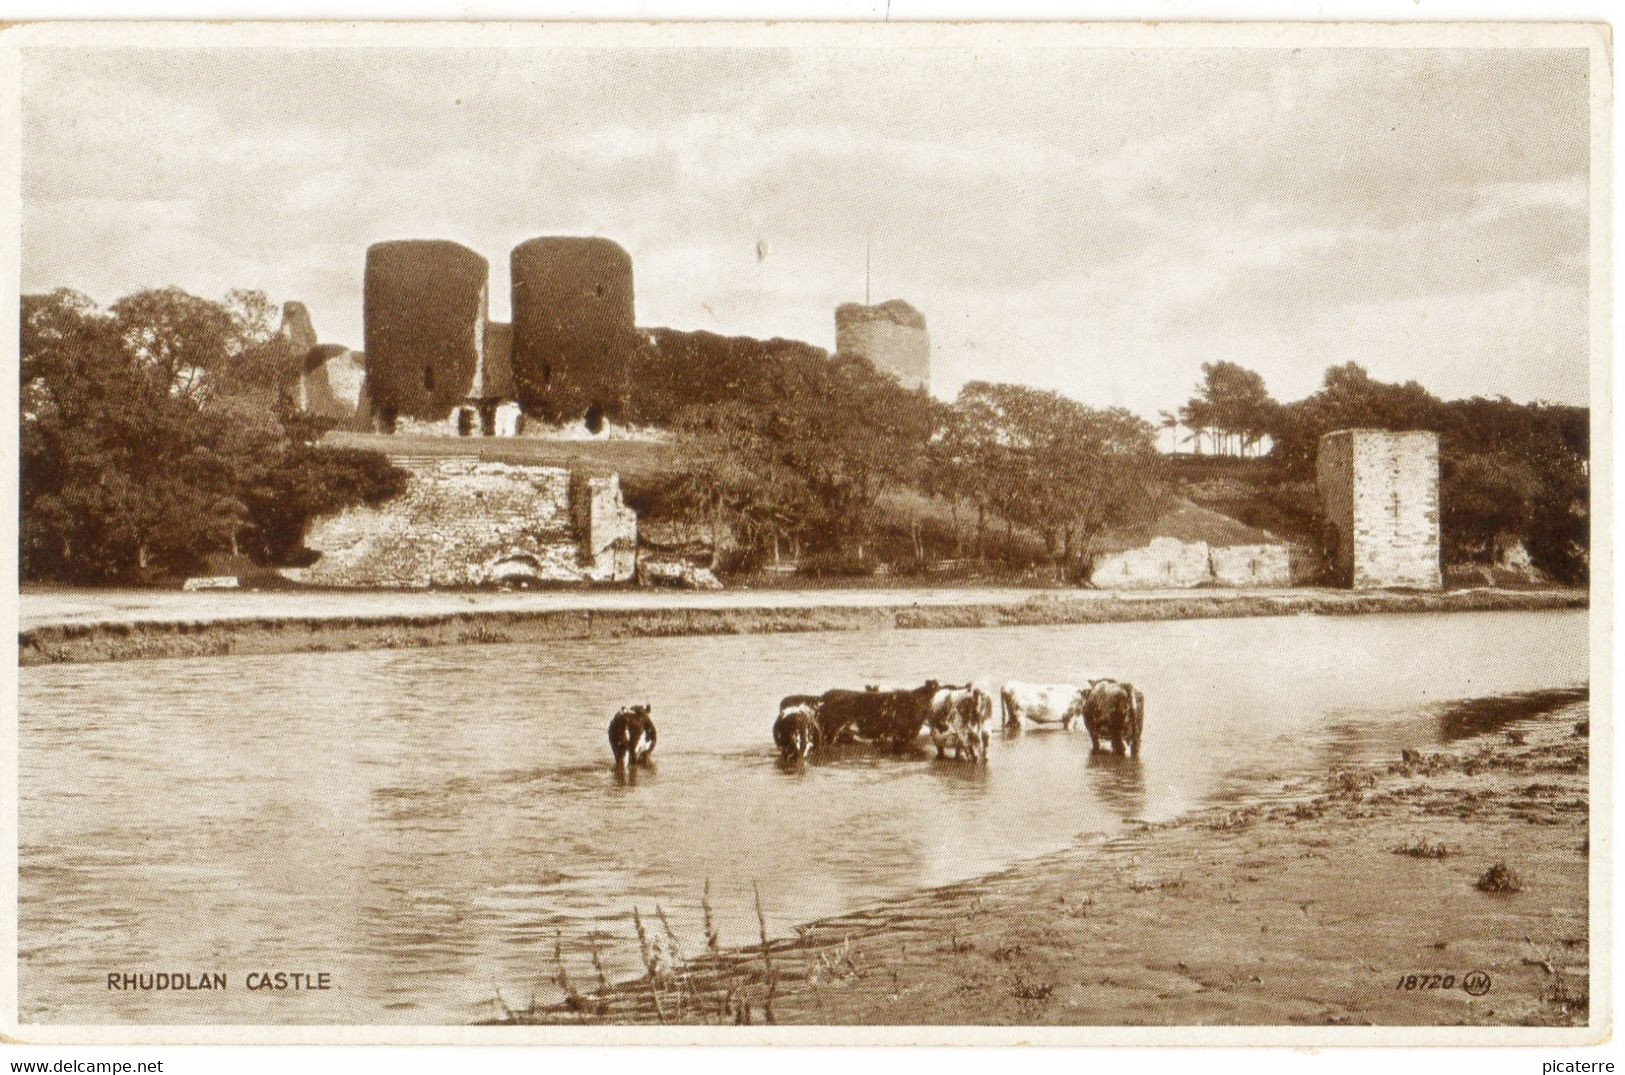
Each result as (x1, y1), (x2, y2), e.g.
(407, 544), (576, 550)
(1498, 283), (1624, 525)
(1316, 429), (1441, 590)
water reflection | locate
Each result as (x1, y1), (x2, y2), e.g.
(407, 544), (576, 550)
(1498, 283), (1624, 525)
(1085, 752), (1147, 821)
(612, 761), (658, 788)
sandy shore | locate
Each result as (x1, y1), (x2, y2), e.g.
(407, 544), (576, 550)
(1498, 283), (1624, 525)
(499, 687), (1591, 1029)
(17, 585), (1586, 666)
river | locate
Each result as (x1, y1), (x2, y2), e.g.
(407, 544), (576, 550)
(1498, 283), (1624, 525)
(17, 608), (1587, 1025)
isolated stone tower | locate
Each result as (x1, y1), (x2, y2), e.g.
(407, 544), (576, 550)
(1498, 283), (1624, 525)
(1316, 429), (1441, 590)
(835, 299), (930, 392)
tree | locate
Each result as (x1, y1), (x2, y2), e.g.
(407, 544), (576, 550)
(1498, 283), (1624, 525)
(1179, 361), (1276, 457)
(109, 288), (241, 403)
(21, 288), (407, 582)
(669, 400), (806, 571)
(948, 381), (1161, 577)
(1441, 452), (1542, 563)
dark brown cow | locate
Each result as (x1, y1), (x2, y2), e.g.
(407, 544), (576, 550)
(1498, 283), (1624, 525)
(817, 680), (940, 748)
(608, 704), (657, 767)
(1080, 680), (1145, 757)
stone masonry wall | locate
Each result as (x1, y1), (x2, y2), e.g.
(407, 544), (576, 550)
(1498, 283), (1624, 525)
(1316, 429), (1441, 590)
(298, 457), (637, 588)
(1089, 537), (1309, 589)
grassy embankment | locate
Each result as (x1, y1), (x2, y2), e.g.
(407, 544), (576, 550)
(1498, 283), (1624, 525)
(17, 586), (1587, 666)
(492, 687), (1591, 1029)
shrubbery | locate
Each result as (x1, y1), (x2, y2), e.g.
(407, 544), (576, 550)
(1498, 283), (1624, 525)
(21, 287), (408, 583)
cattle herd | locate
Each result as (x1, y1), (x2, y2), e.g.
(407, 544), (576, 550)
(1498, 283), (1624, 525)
(608, 677), (1146, 770)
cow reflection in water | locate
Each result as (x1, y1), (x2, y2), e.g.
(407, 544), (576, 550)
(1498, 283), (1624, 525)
(1086, 751), (1147, 820)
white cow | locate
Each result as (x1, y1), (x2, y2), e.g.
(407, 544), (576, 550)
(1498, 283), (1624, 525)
(999, 681), (1089, 729)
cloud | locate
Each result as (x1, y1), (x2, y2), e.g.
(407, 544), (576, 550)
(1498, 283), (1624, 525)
(20, 43), (1592, 415)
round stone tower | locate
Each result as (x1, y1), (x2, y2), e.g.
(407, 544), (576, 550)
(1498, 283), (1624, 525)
(509, 236), (637, 424)
(363, 239), (489, 426)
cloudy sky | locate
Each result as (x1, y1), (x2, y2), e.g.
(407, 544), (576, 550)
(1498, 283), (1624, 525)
(21, 43), (1591, 418)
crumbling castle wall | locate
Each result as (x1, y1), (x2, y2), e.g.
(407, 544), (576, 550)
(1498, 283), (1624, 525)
(569, 472), (640, 582)
(1089, 538), (1313, 589)
(1316, 429), (1441, 590)
(297, 457), (637, 588)
(296, 344), (369, 423)
(835, 299), (930, 392)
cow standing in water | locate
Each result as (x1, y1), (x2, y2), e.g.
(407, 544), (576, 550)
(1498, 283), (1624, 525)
(928, 684), (995, 762)
(773, 703), (822, 762)
(1080, 680), (1146, 756)
(817, 680), (940, 748)
(999, 681), (1090, 729)
(608, 704), (658, 768)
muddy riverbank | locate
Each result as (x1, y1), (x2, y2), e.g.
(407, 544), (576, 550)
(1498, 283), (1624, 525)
(498, 687), (1592, 1030)
(16, 585), (1586, 666)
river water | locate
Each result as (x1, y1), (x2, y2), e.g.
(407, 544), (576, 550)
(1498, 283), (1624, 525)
(18, 608), (1587, 1025)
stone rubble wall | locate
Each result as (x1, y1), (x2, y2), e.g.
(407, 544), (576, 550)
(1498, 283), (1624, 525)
(298, 457), (637, 588)
(1089, 536), (1313, 589)
(1089, 537), (1213, 589)
(1208, 543), (1294, 587)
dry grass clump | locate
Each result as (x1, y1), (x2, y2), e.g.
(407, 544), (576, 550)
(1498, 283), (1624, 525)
(1391, 837), (1454, 859)
(1327, 770), (1377, 798)
(1476, 862), (1524, 893)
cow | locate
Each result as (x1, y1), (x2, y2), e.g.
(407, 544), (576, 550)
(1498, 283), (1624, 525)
(999, 681), (1089, 729)
(607, 704), (658, 768)
(817, 680), (940, 748)
(1080, 679), (1146, 756)
(773, 703), (822, 762)
(927, 684), (995, 762)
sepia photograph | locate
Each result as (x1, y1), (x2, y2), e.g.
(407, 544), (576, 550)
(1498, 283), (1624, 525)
(1, 18), (1609, 1046)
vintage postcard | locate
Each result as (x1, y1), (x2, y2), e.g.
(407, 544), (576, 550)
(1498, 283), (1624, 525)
(0, 19), (1610, 1047)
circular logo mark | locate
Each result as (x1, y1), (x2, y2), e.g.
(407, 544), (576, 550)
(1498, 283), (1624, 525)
(1462, 970), (1492, 997)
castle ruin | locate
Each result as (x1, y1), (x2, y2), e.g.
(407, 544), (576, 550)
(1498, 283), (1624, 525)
(1316, 429), (1441, 590)
(835, 299), (930, 393)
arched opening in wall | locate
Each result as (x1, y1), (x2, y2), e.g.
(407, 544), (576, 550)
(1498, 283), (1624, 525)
(594, 283), (606, 298)
(541, 363), (552, 388)
(456, 407), (475, 437)
(378, 405), (398, 435)
(423, 365), (435, 393)
(479, 404), (496, 437)
(584, 403), (605, 435)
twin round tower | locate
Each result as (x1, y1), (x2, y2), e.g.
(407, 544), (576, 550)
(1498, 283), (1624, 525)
(293, 236), (931, 435)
